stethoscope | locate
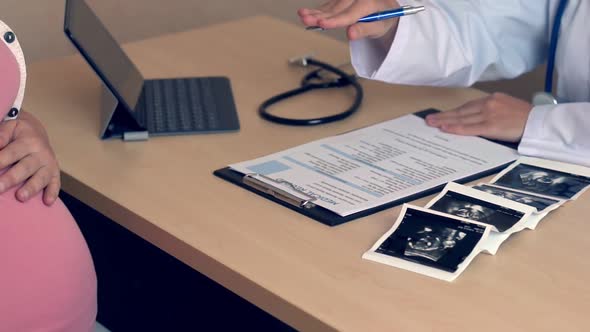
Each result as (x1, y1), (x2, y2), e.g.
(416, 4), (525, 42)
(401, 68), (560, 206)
(533, 0), (569, 106)
(258, 57), (363, 126)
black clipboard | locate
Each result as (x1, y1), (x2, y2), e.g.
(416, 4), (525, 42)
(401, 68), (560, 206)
(213, 109), (518, 227)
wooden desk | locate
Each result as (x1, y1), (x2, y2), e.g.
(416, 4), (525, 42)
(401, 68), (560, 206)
(25, 16), (589, 331)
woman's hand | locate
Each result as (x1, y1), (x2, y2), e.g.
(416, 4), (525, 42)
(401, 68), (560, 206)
(0, 111), (60, 205)
(298, 0), (401, 40)
(425, 93), (534, 142)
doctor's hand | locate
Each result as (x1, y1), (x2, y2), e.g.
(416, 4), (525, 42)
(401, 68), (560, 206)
(0, 111), (61, 205)
(298, 0), (401, 40)
(425, 93), (533, 142)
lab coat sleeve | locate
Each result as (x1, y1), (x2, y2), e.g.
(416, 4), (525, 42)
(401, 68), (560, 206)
(350, 0), (549, 86)
(518, 103), (590, 167)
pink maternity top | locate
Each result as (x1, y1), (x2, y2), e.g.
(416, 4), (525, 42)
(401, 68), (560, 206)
(0, 21), (97, 331)
(0, 183), (98, 332)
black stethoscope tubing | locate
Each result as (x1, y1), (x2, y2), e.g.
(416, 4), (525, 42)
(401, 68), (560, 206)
(258, 58), (363, 126)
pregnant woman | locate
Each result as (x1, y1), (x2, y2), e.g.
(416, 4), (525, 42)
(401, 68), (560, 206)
(0, 20), (97, 331)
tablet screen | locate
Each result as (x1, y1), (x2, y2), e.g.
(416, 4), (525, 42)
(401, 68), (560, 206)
(64, 0), (143, 112)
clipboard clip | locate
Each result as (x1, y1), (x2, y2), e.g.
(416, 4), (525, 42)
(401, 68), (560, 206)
(243, 174), (317, 209)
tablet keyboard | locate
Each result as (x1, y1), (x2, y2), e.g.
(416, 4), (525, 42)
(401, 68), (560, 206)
(140, 77), (238, 134)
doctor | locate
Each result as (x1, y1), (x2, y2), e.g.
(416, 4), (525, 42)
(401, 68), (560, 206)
(298, 0), (590, 166)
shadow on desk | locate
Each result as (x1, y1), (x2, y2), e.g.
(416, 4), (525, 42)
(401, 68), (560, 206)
(61, 192), (294, 332)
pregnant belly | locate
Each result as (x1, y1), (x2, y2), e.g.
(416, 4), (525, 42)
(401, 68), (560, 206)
(0, 186), (97, 332)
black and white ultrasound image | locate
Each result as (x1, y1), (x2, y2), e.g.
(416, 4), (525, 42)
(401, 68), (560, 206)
(375, 208), (486, 273)
(473, 184), (560, 212)
(429, 191), (524, 232)
(494, 164), (590, 199)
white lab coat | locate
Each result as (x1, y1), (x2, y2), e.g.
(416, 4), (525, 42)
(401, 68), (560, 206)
(351, 0), (590, 166)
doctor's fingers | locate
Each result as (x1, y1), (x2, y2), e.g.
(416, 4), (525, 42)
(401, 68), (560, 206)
(426, 98), (487, 124)
(298, 0), (354, 26)
(0, 120), (17, 149)
(430, 93), (532, 141)
(427, 112), (486, 128)
(317, 0), (397, 30)
(438, 122), (491, 137)
(438, 111), (527, 142)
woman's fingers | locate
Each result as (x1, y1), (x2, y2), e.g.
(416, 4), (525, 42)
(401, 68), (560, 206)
(0, 154), (41, 193)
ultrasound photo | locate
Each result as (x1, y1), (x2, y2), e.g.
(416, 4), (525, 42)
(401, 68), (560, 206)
(375, 207), (486, 272)
(473, 184), (561, 213)
(494, 164), (590, 199)
(429, 191), (524, 232)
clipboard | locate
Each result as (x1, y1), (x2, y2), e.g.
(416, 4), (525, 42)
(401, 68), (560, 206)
(213, 109), (518, 227)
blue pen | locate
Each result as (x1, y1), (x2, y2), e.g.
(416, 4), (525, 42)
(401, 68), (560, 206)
(306, 5), (425, 31)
